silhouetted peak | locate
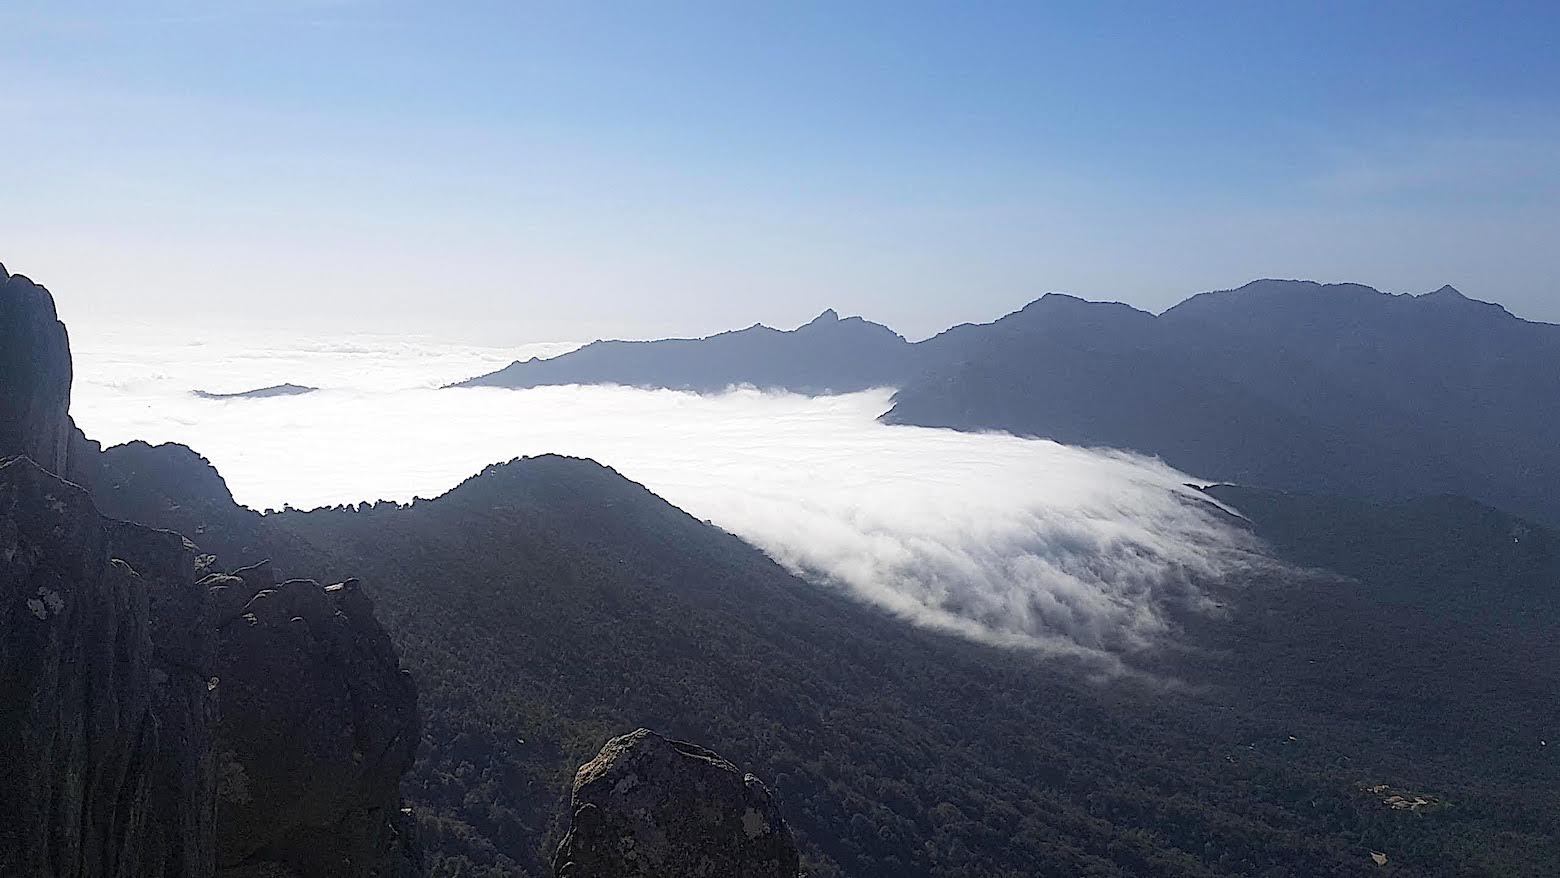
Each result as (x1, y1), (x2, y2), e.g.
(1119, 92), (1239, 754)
(1161, 279), (1391, 323)
(1030, 292), (1088, 308)
(1420, 284), (1467, 302)
(1172, 279), (1521, 324)
(996, 293), (1154, 327)
(803, 308), (841, 328)
(1231, 278), (1392, 300)
(1414, 283), (1516, 319)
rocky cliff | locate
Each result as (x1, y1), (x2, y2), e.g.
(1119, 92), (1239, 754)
(0, 264), (75, 474)
(1, 266), (421, 878)
(207, 566), (421, 877)
(0, 456), (217, 878)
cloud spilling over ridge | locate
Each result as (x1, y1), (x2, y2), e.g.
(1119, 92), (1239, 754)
(69, 327), (1267, 659)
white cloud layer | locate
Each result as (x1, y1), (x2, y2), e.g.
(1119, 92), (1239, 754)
(69, 325), (1266, 659)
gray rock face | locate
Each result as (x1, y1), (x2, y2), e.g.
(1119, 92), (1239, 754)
(77, 440), (272, 570)
(0, 265), (75, 474)
(208, 571), (421, 878)
(0, 456), (218, 878)
(552, 729), (799, 878)
(2, 261), (423, 878)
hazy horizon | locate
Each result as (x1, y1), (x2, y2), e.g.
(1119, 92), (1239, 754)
(38, 272), (1559, 356)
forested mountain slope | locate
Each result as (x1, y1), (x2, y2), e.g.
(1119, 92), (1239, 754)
(97, 441), (1560, 877)
(890, 281), (1560, 524)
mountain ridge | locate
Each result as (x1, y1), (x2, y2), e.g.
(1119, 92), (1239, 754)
(454, 308), (913, 394)
(454, 277), (1560, 523)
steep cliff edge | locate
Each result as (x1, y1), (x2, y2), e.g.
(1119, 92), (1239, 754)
(207, 567), (421, 877)
(1, 265), (421, 878)
(0, 264), (76, 475)
(0, 456), (217, 878)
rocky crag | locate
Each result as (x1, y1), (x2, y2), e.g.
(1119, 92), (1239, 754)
(0, 266), (421, 878)
(0, 456), (216, 878)
(553, 729), (799, 878)
(207, 564), (421, 877)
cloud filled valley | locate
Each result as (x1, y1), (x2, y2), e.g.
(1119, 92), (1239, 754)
(70, 325), (1267, 659)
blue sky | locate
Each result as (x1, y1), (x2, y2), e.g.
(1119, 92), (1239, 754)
(2, 1), (1557, 340)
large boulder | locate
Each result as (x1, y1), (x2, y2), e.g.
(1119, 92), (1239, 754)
(0, 456), (218, 877)
(552, 729), (799, 878)
(209, 570), (421, 878)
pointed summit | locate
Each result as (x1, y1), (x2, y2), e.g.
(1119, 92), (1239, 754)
(803, 308), (841, 328)
(1421, 284), (1467, 301)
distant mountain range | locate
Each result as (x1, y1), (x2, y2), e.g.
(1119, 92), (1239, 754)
(458, 279), (1560, 524)
(454, 308), (915, 393)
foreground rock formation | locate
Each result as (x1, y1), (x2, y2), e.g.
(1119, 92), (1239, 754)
(0, 457), (217, 878)
(1, 266), (421, 878)
(208, 565), (421, 877)
(0, 265), (75, 474)
(553, 729), (799, 878)
(5, 262), (796, 878)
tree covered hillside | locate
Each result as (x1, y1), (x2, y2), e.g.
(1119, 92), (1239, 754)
(200, 455), (1556, 877)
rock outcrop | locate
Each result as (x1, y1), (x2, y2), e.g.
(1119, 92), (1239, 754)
(78, 441), (272, 570)
(1, 265), (75, 474)
(2, 263), (423, 878)
(206, 568), (421, 878)
(0, 456), (218, 878)
(552, 729), (799, 878)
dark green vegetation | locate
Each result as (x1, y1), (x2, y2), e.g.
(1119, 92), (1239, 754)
(93, 443), (1560, 877)
(462, 279), (1560, 525)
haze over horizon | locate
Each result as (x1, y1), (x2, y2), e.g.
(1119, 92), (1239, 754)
(3, 1), (1557, 341)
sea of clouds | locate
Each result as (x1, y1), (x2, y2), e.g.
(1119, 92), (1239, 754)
(68, 323), (1265, 660)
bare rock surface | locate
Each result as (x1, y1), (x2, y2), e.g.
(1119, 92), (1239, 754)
(0, 264), (74, 474)
(210, 572), (421, 878)
(0, 456), (217, 878)
(2, 261), (423, 878)
(553, 729), (799, 878)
